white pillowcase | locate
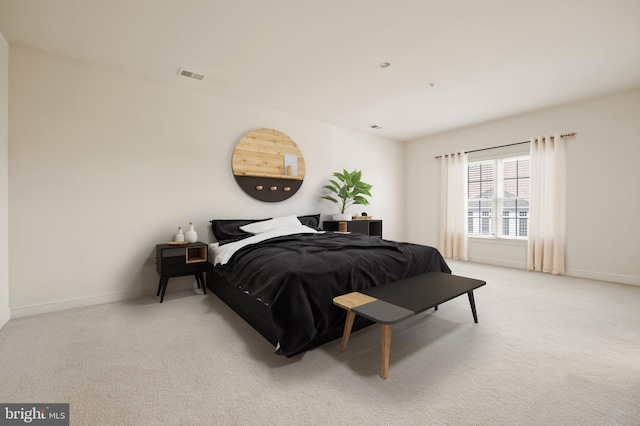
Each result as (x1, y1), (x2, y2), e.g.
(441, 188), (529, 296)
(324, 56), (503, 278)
(239, 215), (302, 234)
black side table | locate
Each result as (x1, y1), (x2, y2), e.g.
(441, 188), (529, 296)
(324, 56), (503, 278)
(156, 242), (208, 303)
(322, 219), (383, 237)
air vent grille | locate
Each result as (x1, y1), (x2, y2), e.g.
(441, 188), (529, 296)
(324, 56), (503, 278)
(178, 68), (205, 80)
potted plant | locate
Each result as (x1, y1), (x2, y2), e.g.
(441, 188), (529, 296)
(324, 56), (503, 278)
(321, 169), (373, 220)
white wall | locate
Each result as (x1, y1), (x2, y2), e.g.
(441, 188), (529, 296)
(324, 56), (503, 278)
(405, 88), (640, 286)
(0, 32), (9, 328)
(8, 46), (405, 316)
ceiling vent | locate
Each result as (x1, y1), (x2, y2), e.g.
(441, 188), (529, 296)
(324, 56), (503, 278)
(177, 68), (205, 80)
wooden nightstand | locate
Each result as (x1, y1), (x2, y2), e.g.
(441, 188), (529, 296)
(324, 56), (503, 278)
(156, 242), (208, 303)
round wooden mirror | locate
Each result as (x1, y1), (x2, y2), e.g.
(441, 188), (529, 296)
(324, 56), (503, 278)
(231, 128), (305, 202)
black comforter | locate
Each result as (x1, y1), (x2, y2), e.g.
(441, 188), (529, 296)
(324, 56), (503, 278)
(212, 232), (450, 356)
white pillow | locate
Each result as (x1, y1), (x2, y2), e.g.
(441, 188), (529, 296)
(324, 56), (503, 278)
(239, 215), (302, 234)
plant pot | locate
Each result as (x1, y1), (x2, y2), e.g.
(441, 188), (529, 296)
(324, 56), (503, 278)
(332, 213), (352, 221)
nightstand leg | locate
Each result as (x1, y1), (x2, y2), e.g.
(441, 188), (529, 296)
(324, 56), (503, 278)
(199, 272), (207, 294)
(159, 277), (169, 303)
(194, 274), (201, 289)
(156, 278), (163, 297)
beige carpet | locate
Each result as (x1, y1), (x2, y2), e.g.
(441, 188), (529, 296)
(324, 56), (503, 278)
(1, 261), (639, 425)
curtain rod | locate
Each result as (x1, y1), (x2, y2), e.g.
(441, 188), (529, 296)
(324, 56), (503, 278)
(433, 132), (577, 159)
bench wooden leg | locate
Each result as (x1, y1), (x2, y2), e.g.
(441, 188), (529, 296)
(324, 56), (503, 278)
(381, 324), (392, 380)
(340, 310), (356, 352)
(467, 291), (478, 323)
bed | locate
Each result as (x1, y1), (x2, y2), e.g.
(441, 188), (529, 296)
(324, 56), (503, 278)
(206, 214), (450, 357)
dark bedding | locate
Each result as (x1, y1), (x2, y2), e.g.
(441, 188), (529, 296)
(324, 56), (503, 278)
(212, 232), (450, 356)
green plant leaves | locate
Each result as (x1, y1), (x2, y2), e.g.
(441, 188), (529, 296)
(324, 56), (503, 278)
(321, 169), (373, 214)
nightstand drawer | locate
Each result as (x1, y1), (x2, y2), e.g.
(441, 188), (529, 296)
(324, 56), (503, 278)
(162, 247), (187, 258)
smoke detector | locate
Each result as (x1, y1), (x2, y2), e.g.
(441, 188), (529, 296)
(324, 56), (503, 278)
(177, 68), (205, 80)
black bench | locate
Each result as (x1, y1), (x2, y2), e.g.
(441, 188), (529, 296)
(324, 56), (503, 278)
(333, 272), (486, 379)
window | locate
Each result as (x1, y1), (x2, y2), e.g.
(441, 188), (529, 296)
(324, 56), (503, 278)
(502, 211), (510, 235)
(468, 155), (530, 239)
(467, 161), (494, 235)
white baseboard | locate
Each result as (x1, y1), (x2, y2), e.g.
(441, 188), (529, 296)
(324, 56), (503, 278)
(10, 287), (156, 319)
(564, 268), (640, 287)
(10, 278), (203, 319)
(7, 265), (637, 320)
(0, 306), (10, 329)
(466, 256), (639, 287)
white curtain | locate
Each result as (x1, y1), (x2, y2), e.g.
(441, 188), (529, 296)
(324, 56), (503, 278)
(528, 134), (566, 274)
(439, 152), (468, 260)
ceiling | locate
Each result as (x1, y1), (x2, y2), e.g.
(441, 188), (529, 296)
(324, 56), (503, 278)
(1, 0), (639, 141)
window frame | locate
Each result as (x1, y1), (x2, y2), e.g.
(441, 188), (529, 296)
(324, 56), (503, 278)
(467, 149), (530, 241)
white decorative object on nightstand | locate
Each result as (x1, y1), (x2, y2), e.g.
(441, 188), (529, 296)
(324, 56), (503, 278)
(185, 222), (197, 243)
